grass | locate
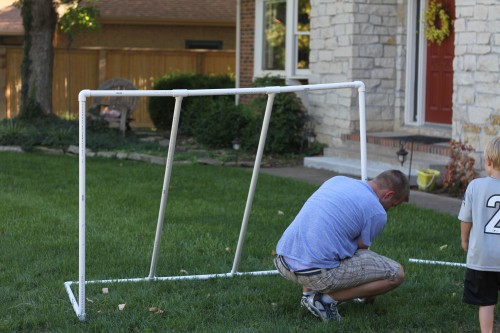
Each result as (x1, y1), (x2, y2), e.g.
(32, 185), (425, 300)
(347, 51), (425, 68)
(0, 152), (487, 332)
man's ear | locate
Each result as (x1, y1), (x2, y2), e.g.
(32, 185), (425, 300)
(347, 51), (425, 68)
(383, 190), (395, 200)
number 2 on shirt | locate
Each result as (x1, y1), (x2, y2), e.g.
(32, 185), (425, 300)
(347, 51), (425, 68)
(485, 195), (500, 234)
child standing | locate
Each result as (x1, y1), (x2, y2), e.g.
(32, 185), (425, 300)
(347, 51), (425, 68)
(459, 135), (500, 333)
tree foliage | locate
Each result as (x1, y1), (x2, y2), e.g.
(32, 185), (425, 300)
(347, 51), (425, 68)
(58, 0), (100, 47)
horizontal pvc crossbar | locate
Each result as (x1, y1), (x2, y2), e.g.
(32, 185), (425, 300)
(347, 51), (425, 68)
(78, 82), (365, 100)
(69, 81), (367, 321)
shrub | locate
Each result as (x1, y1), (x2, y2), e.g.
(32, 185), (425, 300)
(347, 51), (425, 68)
(151, 73), (317, 156)
(190, 97), (251, 149)
(441, 140), (477, 197)
(0, 119), (37, 150)
(40, 123), (78, 149)
(0, 115), (133, 152)
(244, 76), (308, 154)
(148, 73), (235, 132)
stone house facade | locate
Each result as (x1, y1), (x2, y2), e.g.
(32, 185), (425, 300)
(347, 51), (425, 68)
(239, 0), (499, 161)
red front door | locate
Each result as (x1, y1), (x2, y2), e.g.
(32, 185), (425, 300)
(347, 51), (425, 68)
(425, 0), (455, 124)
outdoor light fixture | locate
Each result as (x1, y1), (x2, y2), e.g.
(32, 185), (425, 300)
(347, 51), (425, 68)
(232, 138), (241, 165)
(232, 138), (241, 151)
(307, 133), (316, 144)
(396, 142), (408, 166)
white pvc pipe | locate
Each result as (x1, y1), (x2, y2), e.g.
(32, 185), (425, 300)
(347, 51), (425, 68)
(78, 91), (87, 321)
(64, 281), (80, 318)
(148, 96), (184, 278)
(65, 270), (278, 287)
(81, 82), (363, 98)
(231, 93), (276, 274)
(409, 258), (466, 267)
(356, 81), (367, 181)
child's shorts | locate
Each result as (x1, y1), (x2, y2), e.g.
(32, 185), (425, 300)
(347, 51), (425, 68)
(274, 249), (400, 293)
(463, 268), (500, 306)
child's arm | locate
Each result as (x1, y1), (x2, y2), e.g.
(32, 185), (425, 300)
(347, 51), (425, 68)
(460, 221), (472, 252)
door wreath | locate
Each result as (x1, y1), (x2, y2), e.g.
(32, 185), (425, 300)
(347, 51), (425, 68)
(424, 0), (451, 45)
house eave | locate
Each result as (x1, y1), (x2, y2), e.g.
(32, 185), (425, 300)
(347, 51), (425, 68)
(100, 18), (236, 27)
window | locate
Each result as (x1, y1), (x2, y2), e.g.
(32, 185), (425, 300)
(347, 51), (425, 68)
(263, 0), (286, 71)
(254, 0), (310, 79)
(294, 0), (310, 71)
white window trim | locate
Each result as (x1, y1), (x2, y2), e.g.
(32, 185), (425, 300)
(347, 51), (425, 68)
(404, 0), (427, 126)
(288, 0), (311, 78)
(254, 0), (311, 80)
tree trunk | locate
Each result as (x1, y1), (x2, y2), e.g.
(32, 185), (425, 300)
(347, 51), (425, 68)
(20, 0), (57, 117)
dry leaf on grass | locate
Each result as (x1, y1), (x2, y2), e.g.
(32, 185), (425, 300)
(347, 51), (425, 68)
(149, 307), (164, 314)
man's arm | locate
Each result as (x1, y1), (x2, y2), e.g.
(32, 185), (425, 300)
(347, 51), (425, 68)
(461, 221), (472, 252)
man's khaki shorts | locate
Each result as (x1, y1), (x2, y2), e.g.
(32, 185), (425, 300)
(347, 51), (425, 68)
(274, 249), (400, 293)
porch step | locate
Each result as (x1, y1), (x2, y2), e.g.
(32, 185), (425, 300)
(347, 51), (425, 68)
(305, 132), (451, 184)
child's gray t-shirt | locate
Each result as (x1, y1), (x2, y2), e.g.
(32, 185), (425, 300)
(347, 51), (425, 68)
(459, 177), (500, 271)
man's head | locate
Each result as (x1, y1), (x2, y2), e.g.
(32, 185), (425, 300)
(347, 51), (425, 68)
(371, 170), (410, 211)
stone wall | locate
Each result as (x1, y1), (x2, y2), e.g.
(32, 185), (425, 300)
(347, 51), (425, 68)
(308, 0), (401, 146)
(453, 0), (500, 163)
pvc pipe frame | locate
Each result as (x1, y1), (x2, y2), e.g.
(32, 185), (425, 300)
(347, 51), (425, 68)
(68, 81), (367, 321)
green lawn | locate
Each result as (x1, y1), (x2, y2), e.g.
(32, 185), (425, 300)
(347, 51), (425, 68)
(0, 152), (484, 332)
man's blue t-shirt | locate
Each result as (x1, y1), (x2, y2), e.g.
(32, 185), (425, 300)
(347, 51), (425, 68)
(276, 176), (387, 270)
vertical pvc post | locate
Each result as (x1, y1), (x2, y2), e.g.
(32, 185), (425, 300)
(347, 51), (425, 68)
(77, 91), (88, 321)
(231, 93), (276, 274)
(148, 96), (184, 278)
(356, 82), (367, 182)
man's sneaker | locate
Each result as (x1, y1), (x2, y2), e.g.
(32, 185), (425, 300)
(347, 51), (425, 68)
(300, 294), (342, 321)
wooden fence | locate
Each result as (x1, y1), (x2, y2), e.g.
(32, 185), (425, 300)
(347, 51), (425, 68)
(3, 47), (235, 127)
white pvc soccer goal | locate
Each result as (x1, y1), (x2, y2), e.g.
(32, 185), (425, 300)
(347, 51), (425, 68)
(65, 81), (367, 321)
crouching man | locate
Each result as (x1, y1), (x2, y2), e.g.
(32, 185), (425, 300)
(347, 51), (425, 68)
(274, 170), (409, 321)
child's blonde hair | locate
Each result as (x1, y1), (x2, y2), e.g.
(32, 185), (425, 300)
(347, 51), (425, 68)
(485, 135), (500, 170)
